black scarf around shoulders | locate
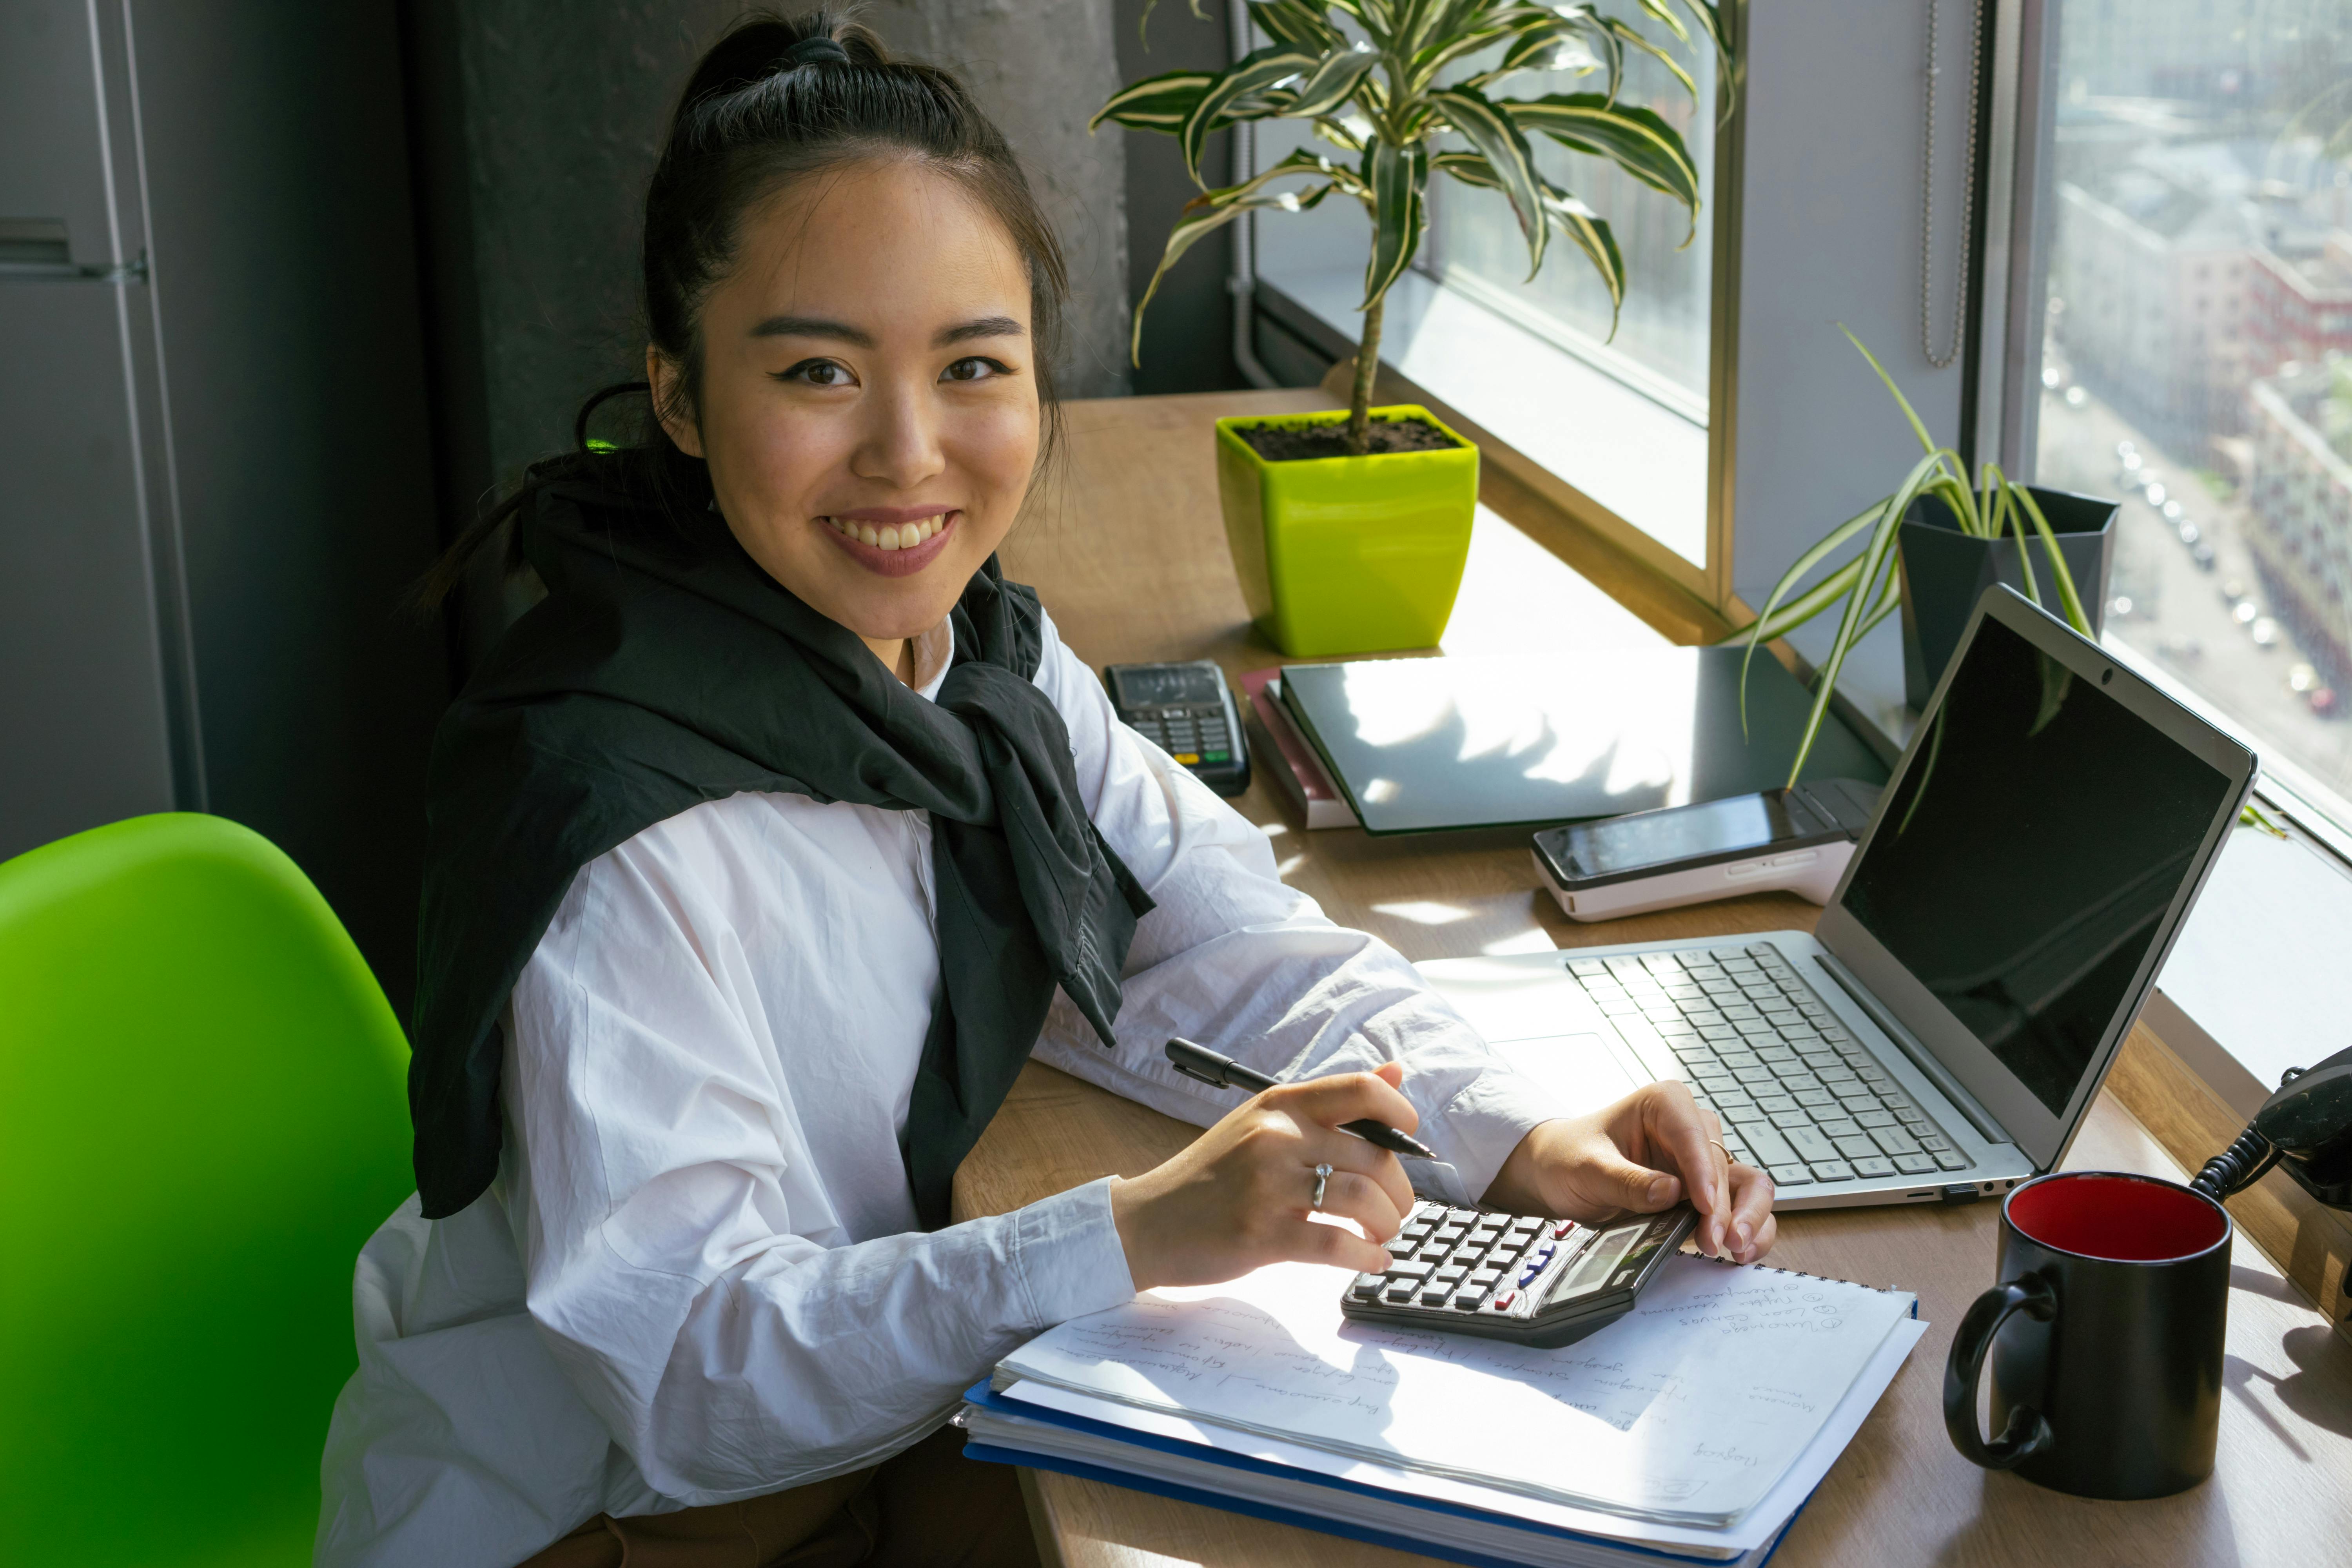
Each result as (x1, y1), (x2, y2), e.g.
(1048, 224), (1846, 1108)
(408, 478), (1152, 1226)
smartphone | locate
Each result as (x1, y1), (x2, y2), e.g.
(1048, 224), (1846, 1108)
(1531, 779), (1881, 922)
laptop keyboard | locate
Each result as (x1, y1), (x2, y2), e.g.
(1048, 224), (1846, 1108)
(1561, 944), (1971, 1187)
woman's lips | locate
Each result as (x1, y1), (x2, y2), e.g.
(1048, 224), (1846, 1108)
(818, 510), (956, 578)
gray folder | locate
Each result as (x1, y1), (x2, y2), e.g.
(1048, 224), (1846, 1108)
(1278, 649), (1890, 835)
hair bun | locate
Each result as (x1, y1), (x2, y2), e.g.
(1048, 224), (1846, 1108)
(787, 35), (851, 67)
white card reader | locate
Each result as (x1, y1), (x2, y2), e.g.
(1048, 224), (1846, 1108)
(1532, 779), (1882, 922)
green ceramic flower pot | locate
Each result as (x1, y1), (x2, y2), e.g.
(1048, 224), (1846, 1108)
(1214, 405), (1479, 657)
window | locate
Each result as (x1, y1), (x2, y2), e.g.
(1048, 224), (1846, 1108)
(1424, 45), (1717, 424)
(2031, 0), (2352, 810)
(1243, 19), (1729, 577)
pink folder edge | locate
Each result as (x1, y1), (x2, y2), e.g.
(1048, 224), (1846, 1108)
(1239, 668), (1358, 830)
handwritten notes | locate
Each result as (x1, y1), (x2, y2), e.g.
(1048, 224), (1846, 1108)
(998, 1256), (1914, 1527)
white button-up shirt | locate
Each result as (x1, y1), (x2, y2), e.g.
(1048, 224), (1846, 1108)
(315, 610), (1563, 1568)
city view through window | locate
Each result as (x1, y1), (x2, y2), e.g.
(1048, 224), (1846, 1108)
(2036, 1), (2352, 808)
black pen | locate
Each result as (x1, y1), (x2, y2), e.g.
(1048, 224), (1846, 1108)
(1163, 1037), (1439, 1160)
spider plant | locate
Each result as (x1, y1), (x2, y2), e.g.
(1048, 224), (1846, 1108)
(1727, 325), (2094, 787)
(1099, 0), (1732, 454)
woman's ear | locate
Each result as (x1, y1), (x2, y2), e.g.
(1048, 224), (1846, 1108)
(646, 345), (706, 458)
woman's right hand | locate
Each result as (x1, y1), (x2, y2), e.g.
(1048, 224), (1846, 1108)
(1109, 1062), (1419, 1291)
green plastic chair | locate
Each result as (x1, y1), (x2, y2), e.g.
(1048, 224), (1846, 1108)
(0, 813), (412, 1566)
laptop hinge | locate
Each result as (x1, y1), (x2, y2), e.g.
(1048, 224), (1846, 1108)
(1812, 952), (2011, 1146)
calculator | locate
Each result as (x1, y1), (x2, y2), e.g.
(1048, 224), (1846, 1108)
(1341, 1200), (1698, 1348)
(1103, 661), (1251, 797)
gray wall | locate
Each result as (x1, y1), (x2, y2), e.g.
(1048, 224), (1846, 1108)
(134, 2), (452, 1012)
(1112, 0), (1243, 395)
(426, 0), (1135, 508)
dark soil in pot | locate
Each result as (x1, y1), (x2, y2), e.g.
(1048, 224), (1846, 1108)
(1238, 415), (1463, 462)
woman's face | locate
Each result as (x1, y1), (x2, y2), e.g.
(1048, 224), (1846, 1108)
(653, 159), (1041, 662)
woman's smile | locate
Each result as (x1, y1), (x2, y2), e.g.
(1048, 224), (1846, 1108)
(818, 507), (957, 577)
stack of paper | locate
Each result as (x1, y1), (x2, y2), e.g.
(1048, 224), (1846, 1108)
(961, 1254), (1923, 1568)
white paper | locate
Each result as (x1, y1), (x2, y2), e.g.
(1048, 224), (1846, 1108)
(997, 1255), (1916, 1527)
(991, 1316), (1929, 1559)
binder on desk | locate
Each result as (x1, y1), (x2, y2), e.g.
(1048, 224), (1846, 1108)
(962, 1256), (1925, 1568)
(1276, 649), (1890, 835)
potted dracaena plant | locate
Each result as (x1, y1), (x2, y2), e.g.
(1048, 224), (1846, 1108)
(1728, 326), (2116, 784)
(1098, 0), (1731, 657)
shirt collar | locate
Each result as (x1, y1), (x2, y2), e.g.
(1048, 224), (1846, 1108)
(910, 617), (955, 700)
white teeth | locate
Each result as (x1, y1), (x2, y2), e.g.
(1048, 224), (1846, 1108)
(824, 515), (947, 547)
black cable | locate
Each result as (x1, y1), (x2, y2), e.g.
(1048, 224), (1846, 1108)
(2190, 1127), (2280, 1201)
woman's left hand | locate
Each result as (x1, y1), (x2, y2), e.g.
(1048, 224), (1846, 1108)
(1481, 1081), (1778, 1265)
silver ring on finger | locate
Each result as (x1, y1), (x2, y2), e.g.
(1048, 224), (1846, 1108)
(1311, 1162), (1333, 1210)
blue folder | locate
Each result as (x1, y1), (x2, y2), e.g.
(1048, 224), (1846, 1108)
(958, 1381), (1807, 1568)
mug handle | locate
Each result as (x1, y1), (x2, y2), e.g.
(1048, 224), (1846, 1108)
(1943, 1275), (2058, 1469)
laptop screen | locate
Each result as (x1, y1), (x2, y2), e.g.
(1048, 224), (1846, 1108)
(1838, 613), (2235, 1117)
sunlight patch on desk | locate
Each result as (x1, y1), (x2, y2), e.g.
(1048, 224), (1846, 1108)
(1370, 899), (1475, 926)
(1481, 928), (1560, 956)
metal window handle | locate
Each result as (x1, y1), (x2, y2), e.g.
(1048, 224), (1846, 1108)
(0, 220), (147, 284)
(0, 250), (148, 285)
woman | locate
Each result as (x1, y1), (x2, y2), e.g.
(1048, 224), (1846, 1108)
(317, 14), (1777, 1568)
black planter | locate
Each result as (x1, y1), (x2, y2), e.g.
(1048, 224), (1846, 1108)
(1898, 485), (2118, 710)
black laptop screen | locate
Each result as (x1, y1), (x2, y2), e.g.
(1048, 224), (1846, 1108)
(1840, 615), (2232, 1116)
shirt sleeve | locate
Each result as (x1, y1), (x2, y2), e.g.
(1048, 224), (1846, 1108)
(1028, 615), (1568, 1206)
(504, 836), (1136, 1506)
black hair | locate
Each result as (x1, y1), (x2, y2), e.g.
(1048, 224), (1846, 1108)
(417, 7), (1070, 608)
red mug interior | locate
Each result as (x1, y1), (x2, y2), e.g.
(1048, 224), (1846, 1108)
(2007, 1172), (2228, 1262)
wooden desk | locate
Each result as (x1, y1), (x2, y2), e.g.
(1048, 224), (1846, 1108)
(961, 390), (2352, 1567)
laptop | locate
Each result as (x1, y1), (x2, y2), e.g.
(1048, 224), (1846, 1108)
(1416, 585), (2257, 1209)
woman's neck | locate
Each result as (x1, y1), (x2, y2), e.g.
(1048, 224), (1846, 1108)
(862, 635), (918, 687)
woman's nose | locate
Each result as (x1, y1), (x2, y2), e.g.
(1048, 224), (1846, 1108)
(851, 376), (946, 490)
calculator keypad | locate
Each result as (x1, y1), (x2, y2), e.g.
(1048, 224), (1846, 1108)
(1127, 702), (1234, 767)
(1347, 1202), (1581, 1318)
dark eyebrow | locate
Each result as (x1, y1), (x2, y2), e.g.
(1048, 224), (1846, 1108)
(935, 315), (1025, 347)
(748, 314), (875, 346)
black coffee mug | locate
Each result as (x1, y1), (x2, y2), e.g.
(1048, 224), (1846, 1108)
(1943, 1169), (2230, 1499)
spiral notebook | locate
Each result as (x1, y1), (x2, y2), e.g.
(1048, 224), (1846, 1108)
(992, 1253), (1918, 1532)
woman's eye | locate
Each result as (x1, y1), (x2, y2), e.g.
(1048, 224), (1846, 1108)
(779, 359), (855, 388)
(942, 356), (1012, 383)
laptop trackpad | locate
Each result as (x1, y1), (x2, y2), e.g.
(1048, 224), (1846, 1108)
(1489, 1032), (1646, 1120)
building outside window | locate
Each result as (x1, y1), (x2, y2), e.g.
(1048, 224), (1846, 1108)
(2032, 0), (2352, 810)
